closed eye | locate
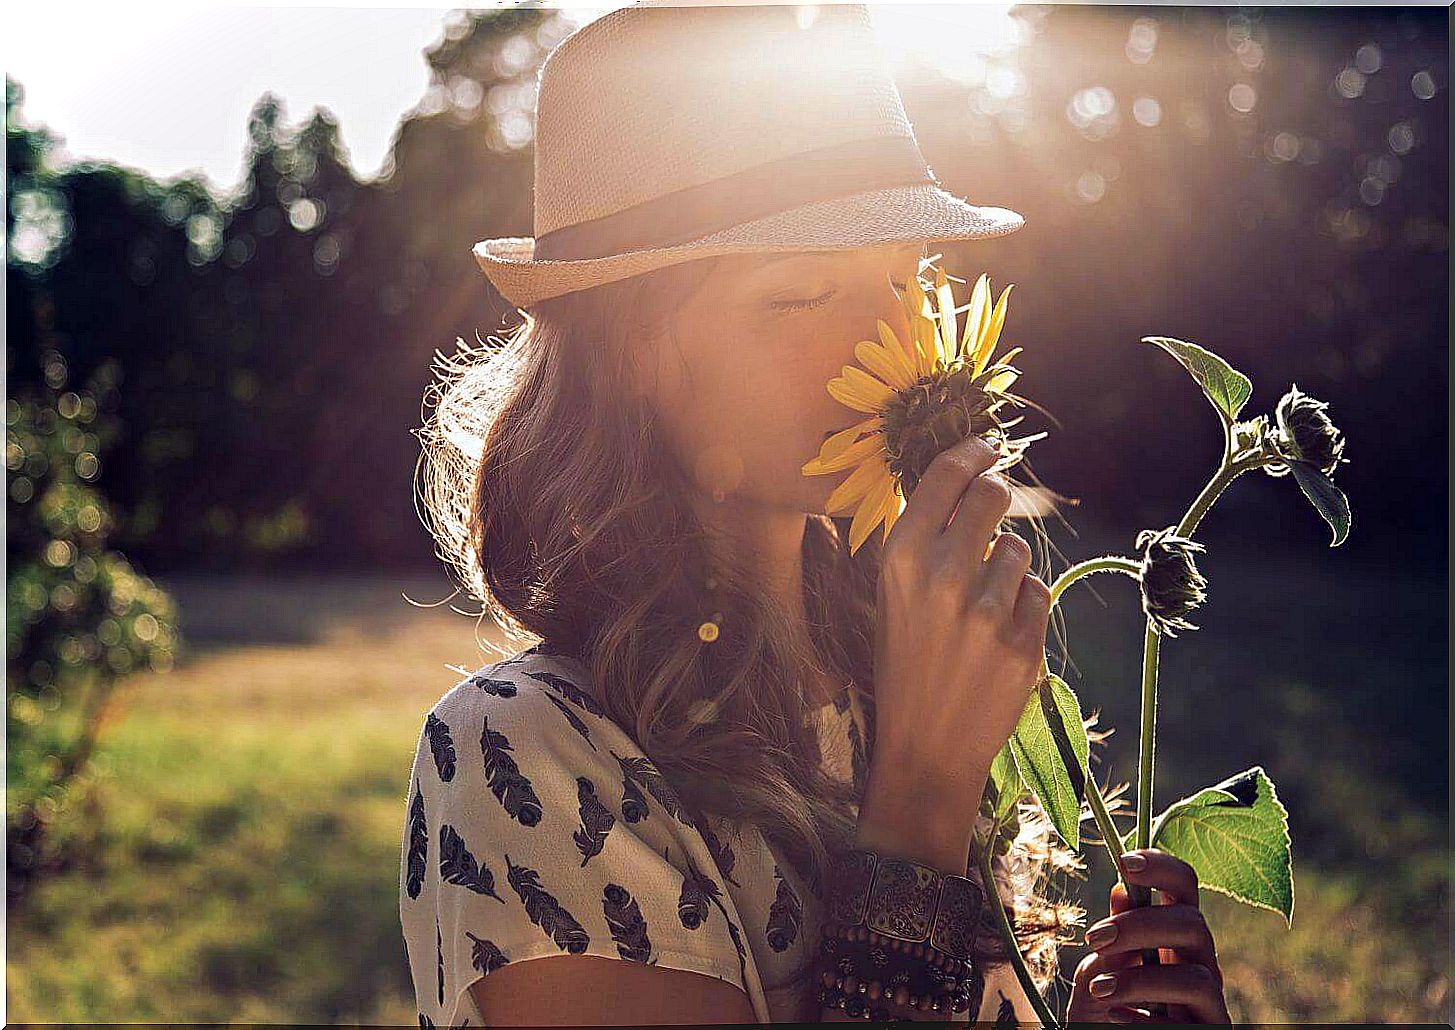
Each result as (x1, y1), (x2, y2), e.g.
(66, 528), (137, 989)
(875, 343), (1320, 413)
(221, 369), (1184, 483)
(770, 281), (910, 313)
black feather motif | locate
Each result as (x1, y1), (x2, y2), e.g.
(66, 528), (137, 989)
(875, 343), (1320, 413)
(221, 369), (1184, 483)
(765, 862), (804, 952)
(465, 671), (517, 697)
(436, 915), (445, 1006)
(572, 776), (615, 866)
(618, 766), (649, 823)
(677, 853), (725, 930)
(602, 883), (654, 963)
(406, 778), (428, 900)
(526, 669), (605, 716)
(464, 930), (510, 975)
(504, 852), (591, 953)
(479, 714), (544, 827)
(439, 824), (505, 902)
(419, 1013), (434, 1028)
(612, 750), (694, 827)
(695, 817), (741, 888)
(676, 866), (711, 930)
(686, 853), (748, 986)
(541, 690), (597, 751)
(994, 989), (1017, 1028)
(425, 712), (457, 782)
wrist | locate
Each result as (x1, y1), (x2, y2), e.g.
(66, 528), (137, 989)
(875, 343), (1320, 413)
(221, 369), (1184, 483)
(854, 759), (990, 873)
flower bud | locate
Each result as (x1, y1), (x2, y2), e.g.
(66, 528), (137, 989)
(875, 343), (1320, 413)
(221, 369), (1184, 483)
(1134, 525), (1209, 638)
(1264, 383), (1347, 479)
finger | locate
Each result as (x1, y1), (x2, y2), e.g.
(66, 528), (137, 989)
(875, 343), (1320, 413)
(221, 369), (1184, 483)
(892, 434), (1002, 545)
(977, 531), (1033, 609)
(945, 470), (1014, 563)
(1081, 905), (1218, 968)
(1073, 946), (1143, 988)
(1122, 849), (1201, 909)
(1084, 964), (1226, 1023)
(1012, 572), (1052, 639)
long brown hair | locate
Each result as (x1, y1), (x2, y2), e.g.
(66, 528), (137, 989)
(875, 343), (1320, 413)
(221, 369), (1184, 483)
(415, 253), (1096, 1005)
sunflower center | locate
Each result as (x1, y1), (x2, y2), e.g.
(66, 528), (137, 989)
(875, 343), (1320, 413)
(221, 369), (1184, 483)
(879, 363), (1005, 497)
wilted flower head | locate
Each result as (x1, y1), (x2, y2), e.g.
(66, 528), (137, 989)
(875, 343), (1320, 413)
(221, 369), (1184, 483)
(1264, 382), (1347, 479)
(1134, 525), (1209, 638)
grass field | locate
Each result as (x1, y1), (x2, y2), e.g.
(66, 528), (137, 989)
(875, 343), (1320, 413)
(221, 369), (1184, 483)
(6, 564), (1449, 1023)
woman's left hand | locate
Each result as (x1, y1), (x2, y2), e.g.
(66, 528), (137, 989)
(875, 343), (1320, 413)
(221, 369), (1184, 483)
(1066, 848), (1232, 1024)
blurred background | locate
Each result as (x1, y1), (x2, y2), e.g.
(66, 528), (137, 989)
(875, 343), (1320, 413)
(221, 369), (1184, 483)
(5, 1), (1448, 1023)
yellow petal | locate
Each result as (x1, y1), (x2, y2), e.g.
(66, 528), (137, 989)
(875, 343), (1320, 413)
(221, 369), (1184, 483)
(961, 274), (992, 363)
(934, 267), (958, 367)
(849, 472), (894, 555)
(854, 339), (915, 392)
(804, 431), (885, 475)
(817, 416), (882, 462)
(876, 319), (918, 382)
(881, 486), (906, 539)
(975, 283), (1014, 374)
(912, 314), (939, 376)
(985, 367), (1020, 393)
(824, 453), (887, 513)
(827, 365), (895, 413)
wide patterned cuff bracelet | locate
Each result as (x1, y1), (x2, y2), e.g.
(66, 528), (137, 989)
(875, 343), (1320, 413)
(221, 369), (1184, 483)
(826, 846), (985, 962)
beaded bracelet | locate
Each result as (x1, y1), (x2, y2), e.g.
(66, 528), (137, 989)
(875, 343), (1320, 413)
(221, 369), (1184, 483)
(814, 846), (990, 1019)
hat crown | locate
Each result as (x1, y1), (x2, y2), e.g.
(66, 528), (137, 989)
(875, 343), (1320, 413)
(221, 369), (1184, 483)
(533, 3), (920, 238)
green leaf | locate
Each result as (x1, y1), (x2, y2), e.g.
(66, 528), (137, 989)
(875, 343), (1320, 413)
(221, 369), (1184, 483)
(1009, 674), (1090, 850)
(1122, 766), (1294, 925)
(987, 741), (1023, 826)
(1288, 460), (1351, 547)
(1143, 336), (1253, 425)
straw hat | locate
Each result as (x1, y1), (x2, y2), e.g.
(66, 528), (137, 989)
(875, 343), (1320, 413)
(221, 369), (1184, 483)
(472, 0), (1025, 310)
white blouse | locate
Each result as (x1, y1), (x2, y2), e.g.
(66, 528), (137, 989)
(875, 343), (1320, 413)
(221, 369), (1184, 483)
(399, 642), (1041, 1026)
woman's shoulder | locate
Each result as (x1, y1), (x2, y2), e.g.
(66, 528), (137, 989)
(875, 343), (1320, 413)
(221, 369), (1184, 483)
(418, 643), (637, 791)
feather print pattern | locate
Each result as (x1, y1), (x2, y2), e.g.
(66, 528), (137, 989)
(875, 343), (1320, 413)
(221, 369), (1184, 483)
(540, 690), (597, 751)
(438, 824), (505, 902)
(602, 883), (654, 963)
(504, 852), (590, 954)
(464, 931), (510, 975)
(401, 645), (878, 1025)
(425, 713), (457, 782)
(464, 671), (518, 697)
(994, 989), (1018, 1028)
(479, 714), (544, 827)
(572, 776), (615, 866)
(613, 751), (694, 827)
(695, 817), (741, 888)
(436, 915), (444, 1006)
(765, 863), (803, 952)
(525, 669), (605, 717)
(405, 778), (428, 900)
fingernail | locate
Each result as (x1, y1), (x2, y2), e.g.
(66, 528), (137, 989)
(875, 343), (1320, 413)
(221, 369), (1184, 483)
(1089, 973), (1118, 998)
(1122, 851), (1147, 871)
(1085, 920), (1118, 948)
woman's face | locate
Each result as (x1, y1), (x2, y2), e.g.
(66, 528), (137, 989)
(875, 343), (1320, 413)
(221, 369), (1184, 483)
(640, 241), (927, 514)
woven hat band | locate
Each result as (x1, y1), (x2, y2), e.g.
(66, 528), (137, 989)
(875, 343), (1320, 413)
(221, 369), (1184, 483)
(532, 134), (938, 262)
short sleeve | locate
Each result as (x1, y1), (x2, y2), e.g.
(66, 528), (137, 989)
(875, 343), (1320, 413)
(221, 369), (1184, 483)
(398, 654), (754, 1028)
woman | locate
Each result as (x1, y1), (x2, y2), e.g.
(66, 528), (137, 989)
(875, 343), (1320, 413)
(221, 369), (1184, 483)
(400, 3), (1232, 1025)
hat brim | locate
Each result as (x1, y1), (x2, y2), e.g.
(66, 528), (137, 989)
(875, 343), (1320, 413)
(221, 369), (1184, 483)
(473, 181), (1024, 310)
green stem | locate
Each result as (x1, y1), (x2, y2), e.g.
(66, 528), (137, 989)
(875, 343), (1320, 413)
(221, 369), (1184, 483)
(1049, 556), (1143, 606)
(1127, 454), (1264, 990)
(974, 826), (1064, 1030)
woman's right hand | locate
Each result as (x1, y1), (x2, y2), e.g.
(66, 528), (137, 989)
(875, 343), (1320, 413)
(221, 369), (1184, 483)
(869, 432), (1052, 797)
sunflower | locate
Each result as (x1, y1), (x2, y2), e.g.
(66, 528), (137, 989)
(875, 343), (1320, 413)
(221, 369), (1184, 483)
(802, 260), (1046, 555)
